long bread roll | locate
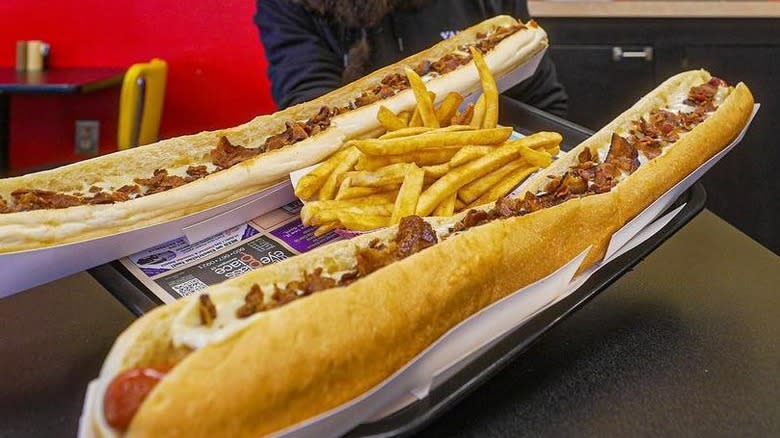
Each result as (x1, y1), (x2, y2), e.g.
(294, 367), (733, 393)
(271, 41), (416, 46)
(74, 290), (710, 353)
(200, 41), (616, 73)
(87, 71), (753, 437)
(0, 16), (547, 254)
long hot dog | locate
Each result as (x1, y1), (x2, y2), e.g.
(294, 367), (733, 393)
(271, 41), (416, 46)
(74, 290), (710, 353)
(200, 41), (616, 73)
(0, 16), (547, 254)
(85, 71), (753, 437)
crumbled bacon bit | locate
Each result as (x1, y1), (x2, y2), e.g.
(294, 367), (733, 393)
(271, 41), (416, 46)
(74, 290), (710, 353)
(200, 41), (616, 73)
(186, 165), (209, 178)
(133, 169), (188, 195)
(117, 184), (141, 195)
(11, 189), (83, 210)
(88, 190), (129, 205)
(606, 133), (640, 174)
(89, 185), (103, 193)
(210, 136), (262, 169)
(198, 294), (217, 327)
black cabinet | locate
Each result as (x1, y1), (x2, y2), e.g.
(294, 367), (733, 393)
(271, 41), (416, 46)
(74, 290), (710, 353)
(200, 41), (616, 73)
(540, 18), (780, 254)
(549, 45), (656, 129)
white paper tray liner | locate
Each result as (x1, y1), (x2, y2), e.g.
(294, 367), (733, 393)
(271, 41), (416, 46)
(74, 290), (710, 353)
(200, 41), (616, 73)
(79, 105), (758, 438)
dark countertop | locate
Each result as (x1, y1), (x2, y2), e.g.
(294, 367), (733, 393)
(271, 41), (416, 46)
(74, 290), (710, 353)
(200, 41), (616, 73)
(0, 210), (778, 437)
(0, 67), (125, 94)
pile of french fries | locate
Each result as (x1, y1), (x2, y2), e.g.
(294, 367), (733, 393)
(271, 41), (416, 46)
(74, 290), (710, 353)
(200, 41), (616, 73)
(295, 48), (563, 234)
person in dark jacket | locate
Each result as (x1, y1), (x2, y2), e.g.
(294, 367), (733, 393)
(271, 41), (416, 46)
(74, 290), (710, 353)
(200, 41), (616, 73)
(255, 0), (568, 117)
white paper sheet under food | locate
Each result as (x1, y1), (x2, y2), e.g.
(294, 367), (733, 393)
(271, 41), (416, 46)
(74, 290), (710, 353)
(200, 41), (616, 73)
(0, 182), (294, 298)
(78, 105), (759, 438)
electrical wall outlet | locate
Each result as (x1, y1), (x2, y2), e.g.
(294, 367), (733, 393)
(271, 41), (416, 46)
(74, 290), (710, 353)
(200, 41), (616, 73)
(75, 120), (99, 155)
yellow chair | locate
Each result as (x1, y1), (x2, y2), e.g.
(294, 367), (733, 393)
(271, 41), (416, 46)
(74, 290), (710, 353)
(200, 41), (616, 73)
(117, 58), (167, 149)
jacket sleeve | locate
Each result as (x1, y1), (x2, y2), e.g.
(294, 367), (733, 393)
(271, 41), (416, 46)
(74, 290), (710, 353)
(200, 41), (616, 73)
(254, 0), (344, 109)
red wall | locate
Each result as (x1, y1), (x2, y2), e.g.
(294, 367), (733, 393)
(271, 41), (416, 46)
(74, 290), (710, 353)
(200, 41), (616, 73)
(0, 0), (276, 171)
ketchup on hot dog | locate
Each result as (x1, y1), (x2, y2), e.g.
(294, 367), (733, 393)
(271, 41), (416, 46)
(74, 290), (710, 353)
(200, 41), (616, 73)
(103, 367), (168, 431)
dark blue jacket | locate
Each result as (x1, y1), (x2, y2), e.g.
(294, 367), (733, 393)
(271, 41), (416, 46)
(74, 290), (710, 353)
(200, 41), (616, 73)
(255, 0), (568, 116)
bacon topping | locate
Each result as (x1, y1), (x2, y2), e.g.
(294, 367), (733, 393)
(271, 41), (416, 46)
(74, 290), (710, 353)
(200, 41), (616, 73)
(198, 294), (217, 327)
(235, 216), (438, 319)
(133, 168), (188, 195)
(606, 133), (640, 174)
(186, 165), (209, 179)
(451, 77), (728, 233)
(11, 189), (83, 210)
(210, 136), (262, 170)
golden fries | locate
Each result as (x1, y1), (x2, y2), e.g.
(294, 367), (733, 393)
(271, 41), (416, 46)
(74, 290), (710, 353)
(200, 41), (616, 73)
(470, 48), (499, 128)
(308, 203), (394, 225)
(435, 92), (464, 126)
(350, 127), (512, 156)
(398, 111), (411, 126)
(318, 147), (361, 201)
(336, 185), (399, 200)
(347, 163), (414, 187)
(449, 145), (495, 167)
(336, 212), (390, 231)
(470, 94), (486, 128)
(432, 193), (456, 217)
(379, 127), (433, 140)
(422, 162), (451, 179)
(470, 166), (540, 207)
(405, 68), (439, 128)
(356, 149), (457, 170)
(377, 106), (407, 131)
(295, 56), (562, 233)
(458, 158), (528, 204)
(295, 147), (356, 201)
(415, 132), (561, 215)
(313, 222), (339, 237)
(390, 165), (425, 224)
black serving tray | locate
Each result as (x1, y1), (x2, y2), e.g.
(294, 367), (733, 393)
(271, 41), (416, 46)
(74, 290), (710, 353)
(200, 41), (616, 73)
(89, 98), (707, 436)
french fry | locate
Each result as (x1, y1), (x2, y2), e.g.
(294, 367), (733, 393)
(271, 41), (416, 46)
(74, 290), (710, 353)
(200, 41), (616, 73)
(409, 91), (436, 127)
(422, 162), (451, 179)
(470, 165), (540, 207)
(317, 147), (361, 201)
(336, 185), (399, 200)
(423, 125), (475, 134)
(449, 145), (495, 167)
(347, 163), (414, 187)
(313, 222), (340, 237)
(397, 111), (411, 126)
(405, 68), (439, 128)
(300, 193), (396, 224)
(379, 127), (433, 140)
(390, 165), (425, 224)
(435, 92), (464, 126)
(458, 158), (528, 204)
(470, 94), (486, 128)
(415, 131), (562, 215)
(455, 197), (467, 212)
(356, 149), (458, 170)
(309, 203), (394, 225)
(335, 212), (391, 231)
(515, 142), (554, 168)
(546, 145), (560, 157)
(294, 147), (355, 200)
(377, 106), (407, 131)
(470, 47), (499, 128)
(409, 106), (422, 127)
(451, 103), (474, 126)
(350, 127), (512, 156)
(432, 193), (456, 217)
(335, 176), (353, 200)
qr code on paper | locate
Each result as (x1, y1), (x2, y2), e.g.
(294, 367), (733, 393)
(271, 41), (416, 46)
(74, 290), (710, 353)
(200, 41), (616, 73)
(170, 277), (209, 296)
